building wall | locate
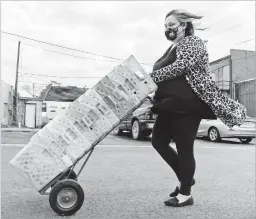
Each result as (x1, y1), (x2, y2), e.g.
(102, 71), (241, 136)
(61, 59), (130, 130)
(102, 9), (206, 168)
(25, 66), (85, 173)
(209, 56), (231, 96)
(27, 100), (42, 128)
(209, 49), (256, 99)
(0, 81), (14, 126)
(17, 99), (43, 128)
(235, 79), (256, 118)
(230, 49), (256, 82)
(17, 99), (26, 127)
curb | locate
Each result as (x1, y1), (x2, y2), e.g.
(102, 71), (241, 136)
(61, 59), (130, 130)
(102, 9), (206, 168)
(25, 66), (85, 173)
(1, 144), (26, 147)
(1, 129), (40, 133)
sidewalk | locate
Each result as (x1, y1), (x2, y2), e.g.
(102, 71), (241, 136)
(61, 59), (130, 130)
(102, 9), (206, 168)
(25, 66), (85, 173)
(1, 127), (40, 132)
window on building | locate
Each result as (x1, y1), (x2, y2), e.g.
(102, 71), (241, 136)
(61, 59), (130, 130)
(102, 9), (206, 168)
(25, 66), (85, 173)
(213, 65), (230, 90)
(215, 68), (222, 88)
(222, 65), (230, 90)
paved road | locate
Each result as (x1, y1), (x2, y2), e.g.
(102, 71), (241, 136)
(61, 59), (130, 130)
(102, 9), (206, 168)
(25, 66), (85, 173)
(1, 131), (255, 219)
(1, 130), (255, 146)
(1, 131), (151, 146)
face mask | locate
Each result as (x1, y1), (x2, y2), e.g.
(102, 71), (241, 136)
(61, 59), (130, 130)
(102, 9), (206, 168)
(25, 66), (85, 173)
(165, 23), (182, 41)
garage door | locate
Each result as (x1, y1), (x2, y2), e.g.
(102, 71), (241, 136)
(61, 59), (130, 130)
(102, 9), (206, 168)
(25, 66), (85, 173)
(25, 104), (36, 128)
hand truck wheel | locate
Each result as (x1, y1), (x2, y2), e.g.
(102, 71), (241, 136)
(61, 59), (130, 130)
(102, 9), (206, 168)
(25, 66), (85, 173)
(51, 169), (77, 188)
(49, 179), (84, 216)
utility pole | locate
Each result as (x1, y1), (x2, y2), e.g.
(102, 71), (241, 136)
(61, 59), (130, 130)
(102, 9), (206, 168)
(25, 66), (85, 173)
(13, 41), (21, 126)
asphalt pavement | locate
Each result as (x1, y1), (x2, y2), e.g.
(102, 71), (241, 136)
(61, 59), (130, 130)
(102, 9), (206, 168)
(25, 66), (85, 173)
(1, 131), (255, 219)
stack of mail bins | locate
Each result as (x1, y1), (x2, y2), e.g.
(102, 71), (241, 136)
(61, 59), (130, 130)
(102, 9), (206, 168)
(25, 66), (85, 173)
(9, 55), (157, 191)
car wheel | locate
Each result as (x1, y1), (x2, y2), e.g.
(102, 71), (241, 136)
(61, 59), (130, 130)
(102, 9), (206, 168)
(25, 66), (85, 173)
(113, 126), (123, 136)
(239, 137), (253, 144)
(208, 127), (221, 142)
(132, 120), (144, 140)
(143, 130), (152, 137)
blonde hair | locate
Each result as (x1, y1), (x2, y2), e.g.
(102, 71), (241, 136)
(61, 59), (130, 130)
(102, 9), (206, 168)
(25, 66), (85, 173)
(165, 9), (203, 36)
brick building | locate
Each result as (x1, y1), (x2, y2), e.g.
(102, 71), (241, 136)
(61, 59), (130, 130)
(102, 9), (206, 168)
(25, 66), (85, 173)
(209, 49), (256, 117)
(209, 49), (255, 98)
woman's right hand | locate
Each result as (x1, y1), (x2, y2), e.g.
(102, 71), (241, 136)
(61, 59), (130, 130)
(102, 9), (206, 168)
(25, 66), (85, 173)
(147, 92), (156, 103)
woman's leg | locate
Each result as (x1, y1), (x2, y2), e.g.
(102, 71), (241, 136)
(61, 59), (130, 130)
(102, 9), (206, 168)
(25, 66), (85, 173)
(172, 114), (202, 196)
(151, 113), (180, 181)
(164, 114), (201, 207)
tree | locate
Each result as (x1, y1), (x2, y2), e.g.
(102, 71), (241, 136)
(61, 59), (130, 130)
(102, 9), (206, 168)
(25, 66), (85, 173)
(21, 84), (38, 97)
(21, 83), (47, 98)
(38, 81), (62, 99)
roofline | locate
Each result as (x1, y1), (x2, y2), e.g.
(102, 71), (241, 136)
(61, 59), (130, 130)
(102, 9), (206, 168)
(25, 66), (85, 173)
(19, 97), (44, 100)
(43, 85), (88, 101)
(230, 49), (256, 53)
(234, 78), (256, 84)
(209, 55), (231, 65)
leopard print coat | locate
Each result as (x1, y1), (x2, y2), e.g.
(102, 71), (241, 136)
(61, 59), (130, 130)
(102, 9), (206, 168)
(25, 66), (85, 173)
(150, 35), (247, 128)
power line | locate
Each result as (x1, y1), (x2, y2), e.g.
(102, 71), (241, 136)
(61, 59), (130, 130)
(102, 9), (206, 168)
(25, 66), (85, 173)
(204, 1), (240, 30)
(1, 30), (154, 66)
(19, 54), (256, 81)
(19, 80), (49, 85)
(1, 30), (123, 60)
(20, 74), (51, 83)
(208, 19), (253, 39)
(195, 1), (235, 18)
(22, 43), (150, 66)
(206, 14), (235, 30)
(22, 43), (123, 64)
(194, 2), (238, 31)
(236, 39), (254, 45)
(22, 43), (153, 66)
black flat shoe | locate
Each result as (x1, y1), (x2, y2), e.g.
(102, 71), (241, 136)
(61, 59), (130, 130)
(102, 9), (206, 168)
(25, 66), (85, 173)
(169, 186), (180, 198)
(164, 196), (194, 207)
(169, 179), (195, 197)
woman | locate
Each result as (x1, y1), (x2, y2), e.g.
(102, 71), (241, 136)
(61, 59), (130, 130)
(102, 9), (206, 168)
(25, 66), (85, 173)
(149, 9), (247, 207)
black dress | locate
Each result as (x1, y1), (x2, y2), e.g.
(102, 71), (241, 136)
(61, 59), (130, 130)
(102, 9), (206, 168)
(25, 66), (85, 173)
(151, 45), (217, 120)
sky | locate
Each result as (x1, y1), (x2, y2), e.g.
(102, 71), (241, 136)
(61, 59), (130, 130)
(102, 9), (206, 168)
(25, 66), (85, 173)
(1, 1), (255, 97)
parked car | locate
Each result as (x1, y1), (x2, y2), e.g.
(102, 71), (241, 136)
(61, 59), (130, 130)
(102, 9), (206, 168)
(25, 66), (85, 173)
(114, 98), (256, 143)
(113, 98), (157, 140)
(197, 117), (256, 143)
